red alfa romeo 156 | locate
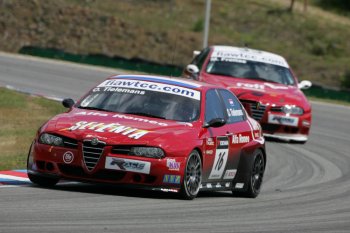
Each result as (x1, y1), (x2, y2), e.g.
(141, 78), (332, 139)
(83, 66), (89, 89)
(27, 74), (266, 199)
(184, 46), (312, 143)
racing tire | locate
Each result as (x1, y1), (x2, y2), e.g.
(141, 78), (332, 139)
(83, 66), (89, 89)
(236, 149), (265, 198)
(28, 173), (59, 187)
(180, 150), (202, 200)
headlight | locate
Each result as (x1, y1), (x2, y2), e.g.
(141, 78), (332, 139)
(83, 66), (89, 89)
(39, 133), (64, 146)
(282, 105), (304, 115)
(130, 147), (165, 159)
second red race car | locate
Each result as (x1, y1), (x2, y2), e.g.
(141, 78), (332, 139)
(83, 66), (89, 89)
(184, 45), (312, 143)
(27, 74), (266, 199)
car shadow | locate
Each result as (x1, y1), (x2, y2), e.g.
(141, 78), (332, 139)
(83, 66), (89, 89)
(27, 182), (239, 200)
(265, 137), (306, 144)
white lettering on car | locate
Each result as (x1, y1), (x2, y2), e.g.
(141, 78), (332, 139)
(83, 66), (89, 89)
(67, 121), (149, 139)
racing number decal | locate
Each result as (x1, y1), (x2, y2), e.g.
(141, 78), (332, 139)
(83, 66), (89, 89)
(208, 136), (229, 180)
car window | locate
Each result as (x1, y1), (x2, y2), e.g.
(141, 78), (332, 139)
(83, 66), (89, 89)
(192, 47), (210, 70)
(205, 89), (226, 123)
(78, 82), (201, 122)
(206, 59), (296, 86)
(218, 89), (245, 124)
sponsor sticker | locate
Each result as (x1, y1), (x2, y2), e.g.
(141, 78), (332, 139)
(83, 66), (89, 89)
(66, 121), (149, 139)
(232, 134), (250, 144)
(166, 159), (180, 171)
(163, 175), (181, 184)
(223, 169), (237, 180)
(205, 150), (214, 155)
(206, 138), (214, 146)
(268, 114), (299, 127)
(236, 82), (288, 91)
(74, 112), (168, 126)
(63, 151), (74, 164)
(208, 136), (229, 180)
(105, 157), (151, 174)
(211, 48), (289, 68)
(228, 99), (235, 106)
(97, 79), (201, 100)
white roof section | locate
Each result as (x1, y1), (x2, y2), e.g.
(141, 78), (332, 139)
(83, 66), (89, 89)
(211, 46), (289, 68)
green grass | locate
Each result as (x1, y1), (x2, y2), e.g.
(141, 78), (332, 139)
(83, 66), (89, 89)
(0, 88), (65, 170)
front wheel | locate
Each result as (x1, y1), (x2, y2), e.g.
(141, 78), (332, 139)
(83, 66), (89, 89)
(27, 142), (59, 187)
(28, 173), (59, 187)
(180, 150), (202, 200)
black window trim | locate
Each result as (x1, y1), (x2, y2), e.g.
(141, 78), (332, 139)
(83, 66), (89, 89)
(216, 88), (247, 124)
(204, 88), (228, 125)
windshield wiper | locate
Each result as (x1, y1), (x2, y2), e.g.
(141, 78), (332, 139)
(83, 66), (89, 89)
(124, 112), (166, 120)
(77, 106), (114, 112)
(207, 72), (236, 78)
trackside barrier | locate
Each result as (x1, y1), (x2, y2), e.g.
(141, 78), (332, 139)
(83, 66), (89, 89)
(19, 46), (183, 77)
(19, 46), (350, 103)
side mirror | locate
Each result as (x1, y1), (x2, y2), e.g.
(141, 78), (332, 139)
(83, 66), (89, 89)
(204, 118), (226, 128)
(185, 64), (200, 80)
(62, 98), (75, 108)
(193, 50), (200, 58)
(298, 80), (312, 90)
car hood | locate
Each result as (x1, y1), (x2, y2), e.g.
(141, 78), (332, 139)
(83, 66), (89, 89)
(201, 73), (310, 110)
(44, 108), (199, 145)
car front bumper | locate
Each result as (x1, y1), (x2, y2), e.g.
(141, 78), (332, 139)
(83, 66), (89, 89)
(28, 141), (186, 191)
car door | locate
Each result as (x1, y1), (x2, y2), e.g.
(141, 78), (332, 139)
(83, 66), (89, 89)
(202, 89), (232, 183)
(217, 89), (253, 181)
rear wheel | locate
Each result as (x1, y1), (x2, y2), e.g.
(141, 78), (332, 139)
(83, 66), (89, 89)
(181, 150), (202, 200)
(235, 149), (265, 198)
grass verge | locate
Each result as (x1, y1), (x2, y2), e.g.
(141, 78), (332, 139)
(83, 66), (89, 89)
(0, 88), (65, 170)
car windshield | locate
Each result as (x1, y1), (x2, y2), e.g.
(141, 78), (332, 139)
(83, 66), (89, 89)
(206, 59), (296, 85)
(77, 84), (200, 122)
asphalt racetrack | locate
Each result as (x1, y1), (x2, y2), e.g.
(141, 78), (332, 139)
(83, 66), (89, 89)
(1, 52), (350, 233)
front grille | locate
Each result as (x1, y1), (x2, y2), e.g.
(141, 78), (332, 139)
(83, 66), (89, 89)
(250, 103), (266, 121)
(239, 100), (266, 121)
(82, 140), (105, 171)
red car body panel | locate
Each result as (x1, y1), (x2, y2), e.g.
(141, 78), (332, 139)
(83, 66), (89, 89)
(28, 75), (265, 195)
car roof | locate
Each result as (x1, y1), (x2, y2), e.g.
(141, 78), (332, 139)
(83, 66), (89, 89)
(109, 74), (218, 90)
(210, 45), (289, 68)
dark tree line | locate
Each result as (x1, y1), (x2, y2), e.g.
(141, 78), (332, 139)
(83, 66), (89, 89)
(317, 0), (350, 11)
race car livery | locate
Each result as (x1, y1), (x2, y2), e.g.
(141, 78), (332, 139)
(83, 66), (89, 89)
(27, 74), (266, 199)
(184, 46), (312, 143)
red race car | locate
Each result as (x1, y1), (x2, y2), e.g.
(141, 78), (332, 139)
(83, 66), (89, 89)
(184, 46), (312, 143)
(27, 74), (266, 199)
